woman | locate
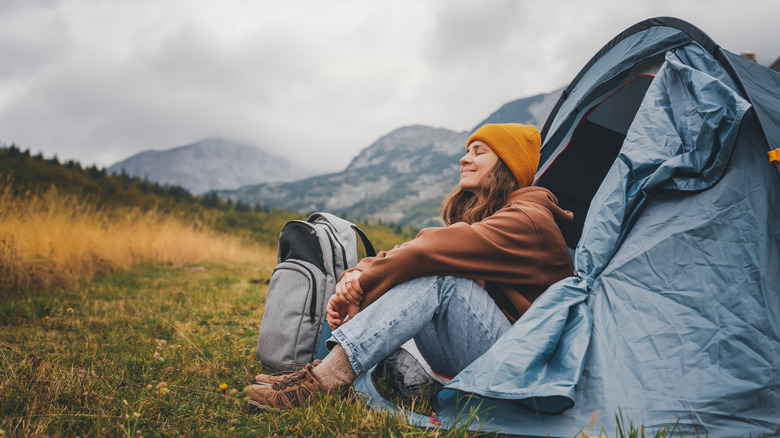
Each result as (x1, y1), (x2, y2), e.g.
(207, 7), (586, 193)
(248, 123), (574, 409)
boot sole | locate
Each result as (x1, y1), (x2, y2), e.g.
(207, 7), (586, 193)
(247, 399), (280, 411)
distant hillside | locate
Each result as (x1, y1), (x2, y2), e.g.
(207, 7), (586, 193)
(222, 126), (468, 227)
(473, 88), (562, 132)
(223, 89), (561, 227)
(107, 137), (310, 195)
(0, 144), (415, 250)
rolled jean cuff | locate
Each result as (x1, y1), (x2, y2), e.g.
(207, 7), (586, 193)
(331, 329), (364, 375)
(324, 334), (339, 351)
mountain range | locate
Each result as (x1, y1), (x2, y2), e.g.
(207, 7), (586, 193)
(220, 88), (562, 227)
(107, 137), (309, 195)
(108, 88), (562, 226)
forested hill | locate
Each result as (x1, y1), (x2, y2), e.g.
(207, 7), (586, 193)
(0, 145), (416, 248)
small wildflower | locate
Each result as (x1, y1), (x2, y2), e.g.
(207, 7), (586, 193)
(44, 316), (49, 320)
(133, 412), (141, 419)
(104, 395), (115, 402)
(67, 308), (74, 313)
(123, 399), (129, 406)
(153, 351), (164, 362)
(77, 369), (87, 378)
(156, 381), (170, 395)
(145, 384), (153, 390)
(220, 383), (228, 393)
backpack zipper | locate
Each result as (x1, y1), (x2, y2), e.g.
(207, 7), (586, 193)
(319, 221), (349, 273)
(318, 226), (343, 276)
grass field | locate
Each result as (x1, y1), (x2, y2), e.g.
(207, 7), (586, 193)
(0, 174), (684, 437)
(0, 260), (690, 438)
(0, 182), (267, 294)
(1, 261), (474, 437)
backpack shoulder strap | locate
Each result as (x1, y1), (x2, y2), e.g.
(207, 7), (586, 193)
(351, 225), (376, 257)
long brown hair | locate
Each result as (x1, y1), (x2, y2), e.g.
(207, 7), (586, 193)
(441, 158), (520, 225)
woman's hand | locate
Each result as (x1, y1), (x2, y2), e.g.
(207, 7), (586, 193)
(326, 271), (363, 329)
(326, 294), (347, 330)
(327, 296), (362, 330)
(335, 270), (363, 306)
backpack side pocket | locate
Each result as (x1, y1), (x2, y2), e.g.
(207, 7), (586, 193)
(257, 260), (326, 370)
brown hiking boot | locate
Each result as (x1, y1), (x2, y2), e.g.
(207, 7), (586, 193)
(247, 362), (328, 410)
(252, 360), (322, 386)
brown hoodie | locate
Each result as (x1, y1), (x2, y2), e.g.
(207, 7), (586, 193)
(351, 186), (574, 322)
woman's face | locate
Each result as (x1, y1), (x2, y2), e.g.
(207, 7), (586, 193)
(459, 141), (499, 192)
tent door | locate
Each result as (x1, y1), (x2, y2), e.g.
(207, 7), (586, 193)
(536, 74), (654, 248)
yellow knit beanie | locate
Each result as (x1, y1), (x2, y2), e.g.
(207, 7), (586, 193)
(467, 123), (541, 187)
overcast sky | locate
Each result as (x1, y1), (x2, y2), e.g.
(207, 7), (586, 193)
(1, 0), (778, 174)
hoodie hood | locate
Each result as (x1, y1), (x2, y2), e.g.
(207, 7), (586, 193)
(506, 186), (574, 237)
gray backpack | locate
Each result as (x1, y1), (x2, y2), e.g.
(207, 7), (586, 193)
(257, 212), (375, 371)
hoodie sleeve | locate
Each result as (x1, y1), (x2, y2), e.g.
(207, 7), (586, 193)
(354, 199), (571, 310)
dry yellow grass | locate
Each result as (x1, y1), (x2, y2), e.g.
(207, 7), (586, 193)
(0, 182), (274, 293)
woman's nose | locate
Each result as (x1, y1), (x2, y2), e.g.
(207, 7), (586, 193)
(460, 154), (471, 165)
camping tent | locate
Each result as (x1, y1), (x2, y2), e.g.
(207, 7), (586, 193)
(353, 17), (780, 437)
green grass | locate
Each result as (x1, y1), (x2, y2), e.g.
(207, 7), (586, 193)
(0, 261), (693, 437)
(0, 261), (478, 437)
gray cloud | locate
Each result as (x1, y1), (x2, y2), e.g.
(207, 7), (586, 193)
(0, 0), (777, 174)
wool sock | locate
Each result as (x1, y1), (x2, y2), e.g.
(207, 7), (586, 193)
(312, 344), (357, 391)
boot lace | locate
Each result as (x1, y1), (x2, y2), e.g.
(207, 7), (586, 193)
(272, 365), (314, 390)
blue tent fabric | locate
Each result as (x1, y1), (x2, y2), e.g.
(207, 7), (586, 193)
(352, 19), (780, 437)
(541, 26), (692, 167)
(576, 112), (780, 434)
(722, 50), (780, 153)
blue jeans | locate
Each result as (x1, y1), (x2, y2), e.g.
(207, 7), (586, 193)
(330, 276), (511, 378)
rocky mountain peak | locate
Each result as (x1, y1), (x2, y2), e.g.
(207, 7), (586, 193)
(108, 137), (309, 195)
(346, 125), (468, 172)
